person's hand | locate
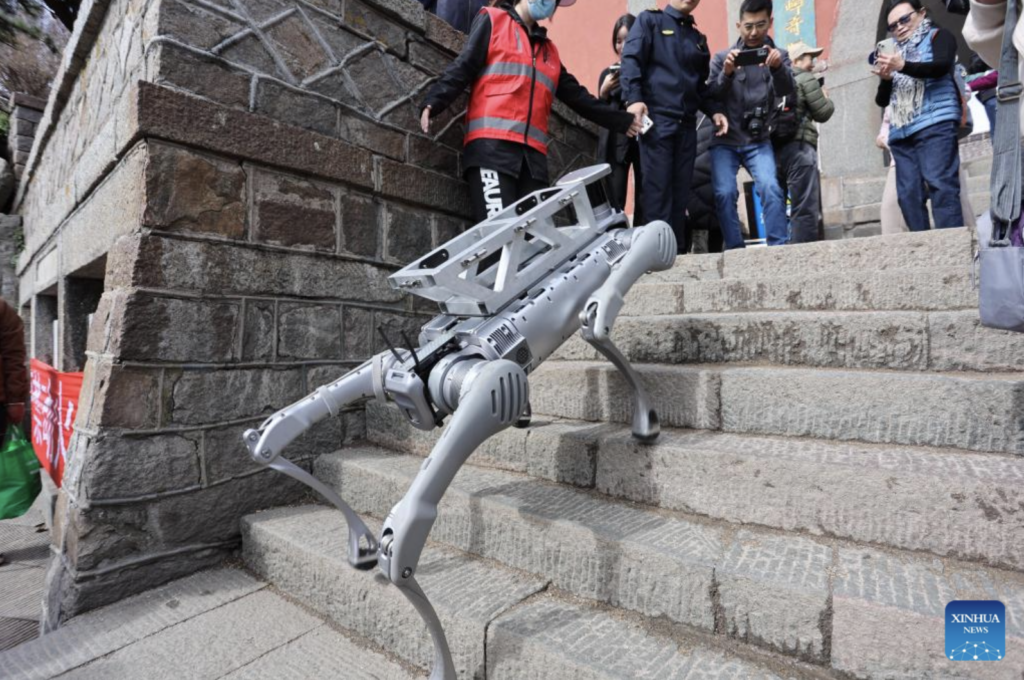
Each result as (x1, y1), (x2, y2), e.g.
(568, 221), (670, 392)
(627, 101), (648, 119)
(723, 49), (741, 77)
(875, 52), (905, 75)
(420, 106), (432, 134)
(6, 403), (25, 425)
(600, 72), (621, 100)
(766, 48), (784, 70)
(872, 65), (894, 81)
(626, 114), (644, 138)
(875, 133), (889, 150)
(712, 113), (729, 137)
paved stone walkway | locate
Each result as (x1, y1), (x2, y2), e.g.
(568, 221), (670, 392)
(0, 492), (50, 652)
(0, 568), (422, 679)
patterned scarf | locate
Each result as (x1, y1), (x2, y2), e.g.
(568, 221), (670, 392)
(889, 17), (934, 129)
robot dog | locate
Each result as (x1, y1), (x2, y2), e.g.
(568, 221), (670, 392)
(243, 165), (676, 679)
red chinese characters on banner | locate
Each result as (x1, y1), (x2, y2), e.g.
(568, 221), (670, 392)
(29, 359), (83, 487)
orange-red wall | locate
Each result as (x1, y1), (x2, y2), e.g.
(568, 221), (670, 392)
(550, 0), (841, 102)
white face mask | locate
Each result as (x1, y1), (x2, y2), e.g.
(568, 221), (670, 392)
(528, 0), (556, 21)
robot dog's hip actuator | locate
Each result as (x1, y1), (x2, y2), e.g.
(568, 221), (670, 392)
(243, 164), (676, 679)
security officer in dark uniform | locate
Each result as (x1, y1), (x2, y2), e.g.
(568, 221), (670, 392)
(620, 0), (727, 253)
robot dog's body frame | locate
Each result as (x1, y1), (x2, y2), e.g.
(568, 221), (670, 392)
(243, 165), (676, 679)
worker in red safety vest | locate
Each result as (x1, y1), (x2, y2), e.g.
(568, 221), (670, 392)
(420, 0), (643, 223)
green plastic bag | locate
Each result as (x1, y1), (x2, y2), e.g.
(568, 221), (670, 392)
(0, 426), (41, 520)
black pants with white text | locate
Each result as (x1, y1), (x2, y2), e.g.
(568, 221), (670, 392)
(466, 163), (547, 224)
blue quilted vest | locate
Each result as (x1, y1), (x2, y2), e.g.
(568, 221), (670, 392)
(888, 29), (962, 142)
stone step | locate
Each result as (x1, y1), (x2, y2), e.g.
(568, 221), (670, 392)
(364, 403), (1024, 573)
(967, 174), (991, 195)
(553, 310), (1024, 374)
(966, 156), (993, 178)
(525, 362), (1024, 455)
(243, 506), (547, 680)
(315, 450), (833, 663)
(242, 505), (819, 679)
(972, 190), (992, 216)
(624, 266), (975, 316)
(840, 176), (886, 207)
(486, 592), (825, 679)
(313, 449), (1024, 678)
(0, 568), (421, 680)
(649, 227), (971, 283)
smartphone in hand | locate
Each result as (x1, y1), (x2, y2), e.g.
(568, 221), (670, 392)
(734, 47), (769, 68)
(640, 115), (654, 135)
(875, 38), (898, 58)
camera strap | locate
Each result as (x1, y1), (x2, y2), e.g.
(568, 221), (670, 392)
(990, 0), (1022, 237)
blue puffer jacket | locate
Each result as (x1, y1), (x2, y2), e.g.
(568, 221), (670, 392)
(889, 29), (962, 142)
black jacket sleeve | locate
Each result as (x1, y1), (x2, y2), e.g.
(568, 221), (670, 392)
(706, 50), (730, 100)
(597, 66), (615, 101)
(697, 49), (722, 117)
(876, 79), (893, 107)
(901, 29), (957, 79)
(421, 11), (491, 115)
(557, 66), (635, 133)
(772, 50), (796, 96)
(619, 14), (650, 106)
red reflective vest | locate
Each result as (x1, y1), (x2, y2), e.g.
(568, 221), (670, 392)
(464, 8), (561, 155)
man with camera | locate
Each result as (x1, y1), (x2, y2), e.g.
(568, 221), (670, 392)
(707, 0), (795, 249)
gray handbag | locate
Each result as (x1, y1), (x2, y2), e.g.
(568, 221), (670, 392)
(978, 0), (1024, 333)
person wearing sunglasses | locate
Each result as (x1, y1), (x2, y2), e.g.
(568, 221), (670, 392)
(420, 0), (642, 223)
(872, 0), (965, 231)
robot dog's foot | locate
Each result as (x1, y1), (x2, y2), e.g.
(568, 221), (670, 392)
(513, 401), (532, 429)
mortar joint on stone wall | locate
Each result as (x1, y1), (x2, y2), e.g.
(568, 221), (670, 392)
(257, 8), (299, 34)
(191, 0), (248, 25)
(211, 28), (257, 56)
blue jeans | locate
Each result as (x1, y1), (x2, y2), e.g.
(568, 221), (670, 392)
(711, 142), (789, 249)
(984, 96), (998, 138)
(889, 120), (964, 231)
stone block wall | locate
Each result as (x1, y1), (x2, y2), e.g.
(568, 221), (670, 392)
(14, 0), (600, 627)
(7, 94), (47, 181)
(0, 215), (21, 304)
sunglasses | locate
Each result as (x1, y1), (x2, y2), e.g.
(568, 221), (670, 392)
(887, 11), (918, 34)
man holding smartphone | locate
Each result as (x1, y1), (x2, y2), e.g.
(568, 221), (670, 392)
(707, 0), (795, 249)
(620, 0), (727, 253)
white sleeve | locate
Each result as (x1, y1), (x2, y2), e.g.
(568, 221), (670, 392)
(963, 0), (1008, 70)
(964, 1), (1024, 136)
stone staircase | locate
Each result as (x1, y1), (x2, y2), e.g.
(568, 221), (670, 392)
(241, 228), (1024, 679)
(824, 152), (995, 240)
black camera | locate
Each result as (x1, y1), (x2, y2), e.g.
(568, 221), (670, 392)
(944, 0), (969, 15)
(743, 106), (768, 138)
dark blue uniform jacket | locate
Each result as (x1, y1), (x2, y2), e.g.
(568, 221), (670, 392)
(619, 6), (721, 121)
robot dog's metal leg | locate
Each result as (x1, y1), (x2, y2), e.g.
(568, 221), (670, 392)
(514, 400), (532, 429)
(580, 310), (660, 442)
(378, 359), (529, 680)
(578, 221), (677, 442)
(243, 360), (379, 569)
